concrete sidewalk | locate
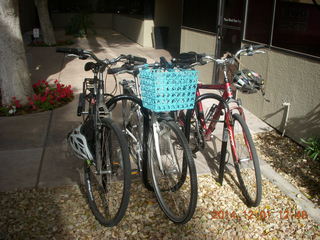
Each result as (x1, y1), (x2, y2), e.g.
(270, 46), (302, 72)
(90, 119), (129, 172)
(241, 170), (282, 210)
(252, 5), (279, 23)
(0, 29), (271, 191)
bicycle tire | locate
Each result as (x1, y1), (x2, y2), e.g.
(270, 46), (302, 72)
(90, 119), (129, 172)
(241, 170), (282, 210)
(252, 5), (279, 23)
(185, 93), (224, 153)
(122, 88), (143, 167)
(148, 119), (197, 223)
(84, 118), (131, 227)
(231, 113), (262, 207)
(142, 117), (154, 191)
(122, 87), (154, 191)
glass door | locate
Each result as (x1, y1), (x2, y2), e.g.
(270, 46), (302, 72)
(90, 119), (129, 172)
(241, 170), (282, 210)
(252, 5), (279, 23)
(213, 0), (245, 83)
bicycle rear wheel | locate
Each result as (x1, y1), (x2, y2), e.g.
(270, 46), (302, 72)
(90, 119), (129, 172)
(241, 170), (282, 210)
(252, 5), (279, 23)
(185, 95), (223, 153)
(122, 96), (143, 172)
(121, 88), (153, 191)
(84, 118), (131, 227)
(231, 113), (262, 207)
(148, 119), (197, 224)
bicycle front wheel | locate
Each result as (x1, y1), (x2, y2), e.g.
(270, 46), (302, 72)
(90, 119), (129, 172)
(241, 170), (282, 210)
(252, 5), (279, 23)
(121, 92), (153, 191)
(148, 119), (197, 224)
(231, 113), (262, 207)
(84, 118), (131, 227)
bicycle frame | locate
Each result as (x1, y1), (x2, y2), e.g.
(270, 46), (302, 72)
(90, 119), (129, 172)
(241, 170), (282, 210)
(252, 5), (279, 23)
(193, 67), (249, 166)
(84, 71), (112, 176)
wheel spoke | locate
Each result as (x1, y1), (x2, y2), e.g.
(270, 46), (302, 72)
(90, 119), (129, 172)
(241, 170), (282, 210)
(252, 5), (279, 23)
(149, 120), (197, 223)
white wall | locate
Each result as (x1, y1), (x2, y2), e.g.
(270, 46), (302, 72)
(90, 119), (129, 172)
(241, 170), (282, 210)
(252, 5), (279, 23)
(180, 28), (217, 84)
(239, 49), (320, 143)
(112, 14), (154, 47)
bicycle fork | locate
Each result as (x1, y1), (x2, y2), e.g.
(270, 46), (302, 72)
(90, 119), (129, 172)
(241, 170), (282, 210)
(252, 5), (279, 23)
(151, 114), (180, 175)
(218, 122), (229, 185)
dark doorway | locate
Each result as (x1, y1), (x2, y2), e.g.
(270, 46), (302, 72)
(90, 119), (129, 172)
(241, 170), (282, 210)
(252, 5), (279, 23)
(215, 0), (245, 58)
(213, 0), (245, 83)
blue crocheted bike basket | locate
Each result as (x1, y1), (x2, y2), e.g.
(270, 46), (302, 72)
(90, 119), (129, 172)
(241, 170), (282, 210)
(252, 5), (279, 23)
(139, 68), (198, 112)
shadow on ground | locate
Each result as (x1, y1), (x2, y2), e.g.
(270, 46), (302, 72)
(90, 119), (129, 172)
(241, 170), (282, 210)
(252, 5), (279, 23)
(255, 131), (320, 207)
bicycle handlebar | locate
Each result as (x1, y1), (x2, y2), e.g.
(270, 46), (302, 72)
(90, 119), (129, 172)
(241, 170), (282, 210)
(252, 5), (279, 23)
(56, 47), (147, 70)
(173, 44), (267, 69)
(107, 66), (131, 74)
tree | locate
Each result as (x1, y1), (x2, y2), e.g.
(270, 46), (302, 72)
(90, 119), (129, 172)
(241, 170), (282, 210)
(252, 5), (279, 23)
(0, 0), (33, 105)
(34, 0), (56, 45)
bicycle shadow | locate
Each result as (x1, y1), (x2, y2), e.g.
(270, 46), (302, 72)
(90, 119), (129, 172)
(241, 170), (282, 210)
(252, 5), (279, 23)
(196, 136), (248, 206)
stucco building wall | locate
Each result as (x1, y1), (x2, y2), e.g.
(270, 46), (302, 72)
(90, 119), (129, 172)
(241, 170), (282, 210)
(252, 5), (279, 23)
(239, 49), (320, 142)
(180, 28), (217, 84)
(180, 28), (320, 143)
(112, 14), (154, 47)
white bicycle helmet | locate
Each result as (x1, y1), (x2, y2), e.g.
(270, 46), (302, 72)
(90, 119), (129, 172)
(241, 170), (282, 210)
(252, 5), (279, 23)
(68, 125), (94, 161)
(233, 69), (264, 94)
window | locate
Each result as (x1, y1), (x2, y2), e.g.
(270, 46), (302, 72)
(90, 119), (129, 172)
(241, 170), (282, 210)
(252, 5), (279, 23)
(49, 0), (150, 17)
(245, 0), (273, 44)
(182, 0), (218, 33)
(245, 0), (320, 57)
(273, 0), (320, 57)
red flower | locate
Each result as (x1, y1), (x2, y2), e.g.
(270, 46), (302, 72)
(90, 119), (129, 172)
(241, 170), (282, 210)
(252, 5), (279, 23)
(33, 94), (40, 101)
(40, 96), (47, 103)
(13, 100), (22, 108)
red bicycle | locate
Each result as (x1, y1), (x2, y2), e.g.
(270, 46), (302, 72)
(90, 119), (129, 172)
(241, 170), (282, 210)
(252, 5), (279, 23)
(175, 45), (265, 207)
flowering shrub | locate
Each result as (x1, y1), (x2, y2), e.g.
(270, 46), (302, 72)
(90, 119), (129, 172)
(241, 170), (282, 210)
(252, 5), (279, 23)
(0, 80), (74, 116)
(29, 80), (73, 110)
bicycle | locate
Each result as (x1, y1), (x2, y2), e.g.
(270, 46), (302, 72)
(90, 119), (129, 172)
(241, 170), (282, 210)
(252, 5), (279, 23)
(106, 60), (198, 224)
(174, 45), (266, 207)
(56, 48), (132, 227)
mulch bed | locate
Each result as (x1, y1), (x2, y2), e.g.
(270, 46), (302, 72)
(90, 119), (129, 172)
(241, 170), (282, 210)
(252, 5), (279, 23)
(255, 131), (320, 207)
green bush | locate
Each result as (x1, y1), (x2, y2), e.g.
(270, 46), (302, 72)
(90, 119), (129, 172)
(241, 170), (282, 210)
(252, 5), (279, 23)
(301, 137), (320, 161)
(66, 12), (95, 37)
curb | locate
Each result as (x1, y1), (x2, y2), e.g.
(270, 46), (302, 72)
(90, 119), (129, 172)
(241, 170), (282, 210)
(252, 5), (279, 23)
(260, 159), (320, 224)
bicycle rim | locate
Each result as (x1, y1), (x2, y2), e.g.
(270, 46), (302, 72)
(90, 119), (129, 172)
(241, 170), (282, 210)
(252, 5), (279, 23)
(149, 120), (197, 223)
(231, 113), (262, 207)
(121, 97), (153, 190)
(122, 100), (143, 166)
(84, 118), (131, 227)
(185, 96), (223, 153)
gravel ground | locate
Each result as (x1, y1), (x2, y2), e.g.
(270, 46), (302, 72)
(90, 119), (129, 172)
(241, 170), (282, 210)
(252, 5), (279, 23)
(255, 131), (320, 207)
(1, 131), (320, 239)
(1, 173), (319, 239)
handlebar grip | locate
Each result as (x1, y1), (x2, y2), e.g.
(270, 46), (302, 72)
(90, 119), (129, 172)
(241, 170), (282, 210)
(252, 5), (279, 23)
(178, 52), (205, 62)
(133, 56), (147, 64)
(56, 48), (83, 55)
(107, 66), (127, 74)
(160, 56), (171, 68)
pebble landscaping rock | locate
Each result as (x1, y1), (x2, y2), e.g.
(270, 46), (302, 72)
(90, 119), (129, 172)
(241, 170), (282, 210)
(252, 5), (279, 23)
(1, 174), (319, 239)
(1, 130), (319, 239)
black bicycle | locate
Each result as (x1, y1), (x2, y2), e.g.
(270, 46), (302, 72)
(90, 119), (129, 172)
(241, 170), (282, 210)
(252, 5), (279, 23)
(56, 48), (132, 227)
